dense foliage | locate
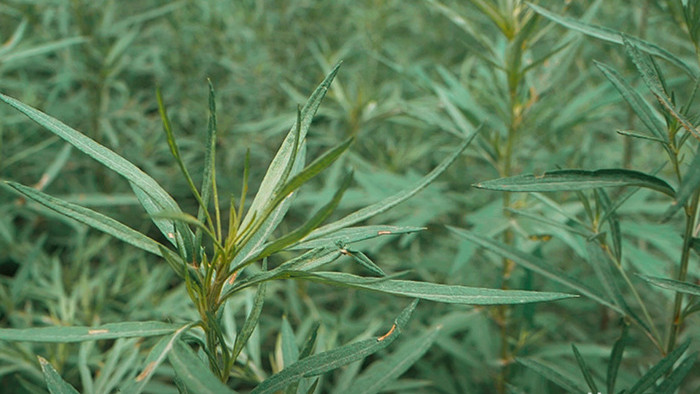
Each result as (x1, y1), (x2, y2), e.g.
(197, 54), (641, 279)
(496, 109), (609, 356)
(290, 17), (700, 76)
(0, 1), (698, 393)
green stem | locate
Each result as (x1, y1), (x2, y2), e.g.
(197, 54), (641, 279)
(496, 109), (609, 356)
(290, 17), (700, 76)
(666, 188), (699, 354)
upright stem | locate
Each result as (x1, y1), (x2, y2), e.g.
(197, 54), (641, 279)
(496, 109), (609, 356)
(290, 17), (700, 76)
(666, 188), (699, 354)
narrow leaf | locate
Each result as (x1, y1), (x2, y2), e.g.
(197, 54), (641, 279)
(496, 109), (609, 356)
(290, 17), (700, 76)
(595, 61), (667, 142)
(474, 169), (675, 197)
(449, 227), (620, 311)
(292, 226), (424, 250)
(657, 353), (697, 394)
(251, 300), (418, 394)
(231, 281), (268, 362)
(38, 356), (80, 394)
(5, 181), (162, 256)
(637, 275), (700, 297)
(628, 340), (691, 394)
(287, 271), (575, 305)
(571, 344), (599, 394)
(0, 321), (179, 342)
(607, 323), (628, 394)
(241, 63), (342, 230)
(528, 3), (698, 78)
(346, 326), (441, 394)
(168, 340), (237, 394)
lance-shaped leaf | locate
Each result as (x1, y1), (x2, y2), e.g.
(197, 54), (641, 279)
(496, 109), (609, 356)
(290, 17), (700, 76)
(622, 37), (700, 141)
(251, 300), (418, 394)
(231, 281), (267, 362)
(168, 340), (237, 394)
(607, 324), (629, 394)
(474, 169), (675, 197)
(6, 181), (162, 256)
(0, 321), (180, 342)
(38, 356), (80, 394)
(0, 92), (195, 253)
(240, 63), (341, 232)
(628, 340), (691, 394)
(528, 3), (698, 78)
(663, 152), (700, 221)
(291, 225), (424, 250)
(637, 275), (700, 297)
(449, 227), (620, 312)
(282, 271), (575, 305)
(571, 344), (599, 394)
(594, 61), (667, 142)
(232, 137), (353, 271)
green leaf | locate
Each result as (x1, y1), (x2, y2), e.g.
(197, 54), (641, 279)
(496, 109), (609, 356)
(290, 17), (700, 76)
(346, 326), (441, 394)
(622, 37), (700, 141)
(528, 3), (698, 78)
(231, 281), (267, 362)
(240, 63), (341, 233)
(449, 227), (620, 311)
(571, 344), (599, 394)
(663, 151), (700, 221)
(595, 61), (667, 142)
(251, 171), (353, 262)
(5, 181), (162, 256)
(657, 353), (697, 394)
(307, 130), (478, 240)
(120, 323), (194, 394)
(38, 356), (80, 394)
(168, 340), (237, 394)
(517, 357), (585, 394)
(474, 169), (675, 197)
(0, 92), (195, 252)
(628, 340), (691, 394)
(288, 271), (575, 305)
(0, 321), (179, 342)
(251, 300), (418, 394)
(292, 225), (424, 250)
(607, 324), (629, 394)
(637, 275), (700, 297)
(279, 316), (299, 367)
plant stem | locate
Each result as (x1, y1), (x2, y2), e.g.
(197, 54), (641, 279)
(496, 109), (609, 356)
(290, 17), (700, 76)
(666, 188), (699, 354)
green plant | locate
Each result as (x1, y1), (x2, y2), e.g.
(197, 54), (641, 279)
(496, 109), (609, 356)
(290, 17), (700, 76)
(453, 1), (700, 392)
(0, 61), (576, 392)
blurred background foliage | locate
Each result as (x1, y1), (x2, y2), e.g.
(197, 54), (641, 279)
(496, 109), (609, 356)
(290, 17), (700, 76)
(0, 0), (698, 392)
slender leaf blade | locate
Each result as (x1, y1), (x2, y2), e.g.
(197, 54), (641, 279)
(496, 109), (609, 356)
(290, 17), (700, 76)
(637, 275), (700, 297)
(628, 340), (691, 394)
(6, 181), (162, 256)
(474, 169), (675, 197)
(288, 271), (575, 305)
(449, 227), (621, 312)
(528, 3), (698, 78)
(0, 321), (180, 342)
